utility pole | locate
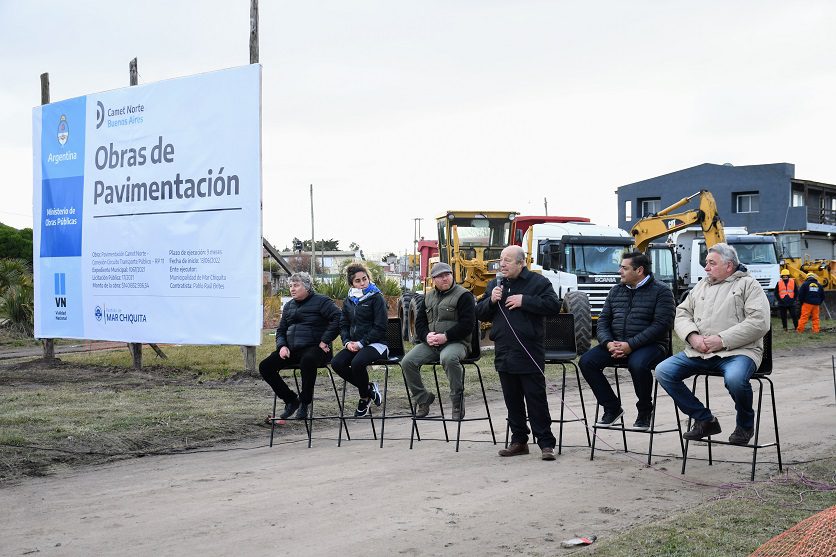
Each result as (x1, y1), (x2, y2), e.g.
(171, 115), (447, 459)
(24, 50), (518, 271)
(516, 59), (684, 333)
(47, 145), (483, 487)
(310, 184), (315, 278)
(544, 197), (548, 216)
(412, 217), (422, 291)
(240, 0), (260, 375)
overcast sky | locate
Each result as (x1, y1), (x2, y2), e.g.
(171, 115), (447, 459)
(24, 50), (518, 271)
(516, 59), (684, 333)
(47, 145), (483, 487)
(2, 1), (835, 258)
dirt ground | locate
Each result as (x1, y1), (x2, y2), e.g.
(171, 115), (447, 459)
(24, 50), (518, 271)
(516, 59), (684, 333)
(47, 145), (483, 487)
(2, 346), (835, 556)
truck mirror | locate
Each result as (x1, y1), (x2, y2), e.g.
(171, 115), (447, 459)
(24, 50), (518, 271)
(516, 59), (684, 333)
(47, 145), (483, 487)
(541, 244), (552, 271)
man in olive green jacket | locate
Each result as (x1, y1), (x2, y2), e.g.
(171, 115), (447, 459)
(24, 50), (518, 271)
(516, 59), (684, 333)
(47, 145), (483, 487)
(656, 243), (770, 446)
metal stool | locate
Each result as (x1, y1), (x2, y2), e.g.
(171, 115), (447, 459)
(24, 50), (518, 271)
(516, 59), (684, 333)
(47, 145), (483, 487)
(681, 329), (781, 481)
(268, 364), (354, 448)
(409, 320), (496, 452)
(589, 331), (681, 464)
(590, 372), (684, 464)
(337, 317), (419, 448)
(503, 314), (590, 454)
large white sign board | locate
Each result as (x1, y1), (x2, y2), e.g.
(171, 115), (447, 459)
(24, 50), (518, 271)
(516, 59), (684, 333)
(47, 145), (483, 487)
(33, 65), (262, 345)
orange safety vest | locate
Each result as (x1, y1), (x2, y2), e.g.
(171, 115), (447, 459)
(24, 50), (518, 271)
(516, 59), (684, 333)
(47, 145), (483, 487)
(777, 278), (795, 300)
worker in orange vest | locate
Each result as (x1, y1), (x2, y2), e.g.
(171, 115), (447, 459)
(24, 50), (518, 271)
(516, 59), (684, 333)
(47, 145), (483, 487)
(797, 273), (825, 334)
(773, 269), (798, 331)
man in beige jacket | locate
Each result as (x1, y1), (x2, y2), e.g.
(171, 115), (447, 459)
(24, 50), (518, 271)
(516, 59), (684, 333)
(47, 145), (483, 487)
(656, 243), (771, 446)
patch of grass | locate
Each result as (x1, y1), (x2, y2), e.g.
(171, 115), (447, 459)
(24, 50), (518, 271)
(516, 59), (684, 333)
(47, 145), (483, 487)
(586, 458), (836, 556)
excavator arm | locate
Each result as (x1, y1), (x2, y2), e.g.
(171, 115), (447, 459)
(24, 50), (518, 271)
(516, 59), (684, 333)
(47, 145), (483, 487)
(631, 190), (725, 252)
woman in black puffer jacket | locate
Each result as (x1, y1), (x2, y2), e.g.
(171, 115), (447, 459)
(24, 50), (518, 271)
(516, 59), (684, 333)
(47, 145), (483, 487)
(331, 263), (389, 417)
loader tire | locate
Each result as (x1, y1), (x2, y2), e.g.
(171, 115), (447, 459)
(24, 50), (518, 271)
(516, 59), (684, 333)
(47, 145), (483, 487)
(562, 290), (592, 355)
(408, 294), (424, 344)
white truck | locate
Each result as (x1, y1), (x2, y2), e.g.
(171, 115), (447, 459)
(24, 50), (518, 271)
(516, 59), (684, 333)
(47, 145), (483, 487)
(673, 227), (781, 305)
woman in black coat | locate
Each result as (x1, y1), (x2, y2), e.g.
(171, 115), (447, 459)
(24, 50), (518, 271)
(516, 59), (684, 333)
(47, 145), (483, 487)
(331, 263), (389, 417)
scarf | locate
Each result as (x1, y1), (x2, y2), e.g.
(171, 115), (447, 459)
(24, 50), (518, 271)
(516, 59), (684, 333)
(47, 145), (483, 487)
(348, 282), (381, 304)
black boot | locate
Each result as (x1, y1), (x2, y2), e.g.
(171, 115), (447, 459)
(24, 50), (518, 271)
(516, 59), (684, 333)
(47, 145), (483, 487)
(293, 402), (310, 420)
(278, 398), (300, 419)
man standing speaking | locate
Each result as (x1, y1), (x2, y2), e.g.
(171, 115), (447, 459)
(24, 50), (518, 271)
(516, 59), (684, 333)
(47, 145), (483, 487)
(476, 245), (561, 460)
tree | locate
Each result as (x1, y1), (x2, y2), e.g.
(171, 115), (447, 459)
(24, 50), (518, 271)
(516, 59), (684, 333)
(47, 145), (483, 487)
(292, 238), (340, 252)
(286, 254), (323, 274)
(0, 223), (33, 265)
(349, 242), (360, 251)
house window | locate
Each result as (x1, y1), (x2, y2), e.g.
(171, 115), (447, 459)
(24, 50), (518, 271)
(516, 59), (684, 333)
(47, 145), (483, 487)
(639, 198), (661, 217)
(791, 191), (804, 207)
(735, 192), (760, 213)
(625, 200), (632, 222)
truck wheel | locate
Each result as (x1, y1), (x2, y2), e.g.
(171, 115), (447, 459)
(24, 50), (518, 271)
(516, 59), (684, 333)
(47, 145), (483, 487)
(398, 293), (413, 341)
(562, 290), (592, 355)
(408, 294), (424, 344)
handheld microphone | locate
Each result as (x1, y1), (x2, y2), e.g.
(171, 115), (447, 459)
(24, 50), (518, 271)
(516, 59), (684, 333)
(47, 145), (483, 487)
(495, 272), (505, 287)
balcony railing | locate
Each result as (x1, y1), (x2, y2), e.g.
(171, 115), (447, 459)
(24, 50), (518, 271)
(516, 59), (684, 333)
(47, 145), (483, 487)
(807, 207), (836, 226)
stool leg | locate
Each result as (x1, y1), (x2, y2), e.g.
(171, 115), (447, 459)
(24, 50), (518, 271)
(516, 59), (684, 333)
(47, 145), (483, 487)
(379, 364), (390, 448)
(433, 365), (449, 443)
(647, 381), (659, 465)
(402, 366), (420, 442)
(766, 377), (782, 473)
(557, 364), (567, 454)
(614, 368), (627, 452)
(573, 363), (591, 447)
(328, 367), (349, 447)
(590, 403), (600, 461)
(475, 364), (496, 444)
(750, 378), (765, 481)
(703, 374), (713, 466)
(338, 379), (347, 447)
(269, 394), (278, 447)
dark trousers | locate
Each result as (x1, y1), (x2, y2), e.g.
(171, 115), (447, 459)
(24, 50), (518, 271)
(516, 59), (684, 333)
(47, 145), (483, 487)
(777, 304), (798, 330)
(331, 346), (387, 398)
(259, 345), (330, 404)
(579, 343), (668, 415)
(499, 371), (556, 449)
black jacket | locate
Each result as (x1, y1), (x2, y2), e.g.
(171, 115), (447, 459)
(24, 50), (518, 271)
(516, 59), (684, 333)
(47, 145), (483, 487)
(476, 267), (561, 374)
(340, 291), (388, 347)
(596, 274), (674, 352)
(798, 277), (825, 305)
(276, 292), (341, 350)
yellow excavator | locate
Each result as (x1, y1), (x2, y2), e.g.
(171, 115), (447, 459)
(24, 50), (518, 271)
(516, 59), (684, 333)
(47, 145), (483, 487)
(630, 190), (725, 252)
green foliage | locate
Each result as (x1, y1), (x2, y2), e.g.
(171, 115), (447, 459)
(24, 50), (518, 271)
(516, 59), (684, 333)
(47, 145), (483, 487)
(337, 259), (386, 286)
(0, 258), (34, 335)
(0, 223), (33, 265)
(316, 279), (349, 300)
(379, 277), (402, 296)
(293, 237), (340, 251)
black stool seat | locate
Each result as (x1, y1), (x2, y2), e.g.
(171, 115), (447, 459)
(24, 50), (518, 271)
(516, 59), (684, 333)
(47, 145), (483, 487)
(590, 330), (682, 465)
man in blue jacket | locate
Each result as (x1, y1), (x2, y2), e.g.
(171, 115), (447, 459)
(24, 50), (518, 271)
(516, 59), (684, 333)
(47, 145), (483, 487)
(579, 252), (675, 430)
(259, 272), (341, 420)
(476, 245), (562, 461)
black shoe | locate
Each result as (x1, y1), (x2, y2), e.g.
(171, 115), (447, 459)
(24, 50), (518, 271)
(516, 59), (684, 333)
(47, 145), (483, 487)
(633, 412), (652, 431)
(278, 398), (300, 420)
(355, 398), (371, 418)
(293, 402), (310, 420)
(369, 382), (382, 406)
(728, 426), (754, 445)
(683, 417), (721, 440)
(596, 408), (624, 427)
